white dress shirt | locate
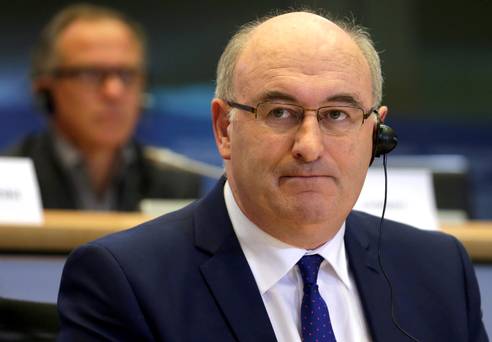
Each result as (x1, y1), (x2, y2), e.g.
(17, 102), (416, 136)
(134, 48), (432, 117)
(224, 181), (371, 342)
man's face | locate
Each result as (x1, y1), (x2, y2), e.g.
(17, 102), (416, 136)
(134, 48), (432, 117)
(213, 13), (383, 247)
(43, 18), (144, 151)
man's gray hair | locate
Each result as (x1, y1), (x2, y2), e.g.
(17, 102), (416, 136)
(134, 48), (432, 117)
(31, 3), (147, 78)
(215, 10), (383, 108)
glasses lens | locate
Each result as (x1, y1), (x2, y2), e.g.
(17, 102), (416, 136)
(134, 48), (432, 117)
(318, 106), (364, 135)
(53, 67), (142, 87)
(77, 69), (103, 85)
(257, 102), (302, 131)
(114, 69), (142, 85)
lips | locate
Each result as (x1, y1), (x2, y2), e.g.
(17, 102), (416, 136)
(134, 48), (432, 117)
(278, 169), (336, 181)
(279, 175), (334, 189)
(276, 160), (339, 186)
(93, 110), (128, 125)
(283, 174), (327, 178)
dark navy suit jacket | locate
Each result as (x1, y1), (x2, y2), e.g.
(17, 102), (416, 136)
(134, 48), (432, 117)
(3, 132), (201, 211)
(57, 178), (488, 341)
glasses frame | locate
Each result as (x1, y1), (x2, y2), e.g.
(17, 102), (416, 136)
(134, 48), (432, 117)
(50, 66), (144, 88)
(226, 100), (378, 131)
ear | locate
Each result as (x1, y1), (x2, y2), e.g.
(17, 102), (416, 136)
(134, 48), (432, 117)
(32, 77), (56, 115)
(211, 98), (232, 160)
(378, 105), (388, 122)
(32, 75), (53, 94)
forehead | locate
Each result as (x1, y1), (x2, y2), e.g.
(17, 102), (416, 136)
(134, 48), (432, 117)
(234, 14), (372, 106)
(55, 18), (143, 66)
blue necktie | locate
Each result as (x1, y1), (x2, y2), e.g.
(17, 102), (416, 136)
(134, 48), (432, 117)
(297, 254), (337, 342)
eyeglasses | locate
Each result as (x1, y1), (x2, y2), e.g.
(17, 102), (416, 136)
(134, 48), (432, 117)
(227, 100), (377, 136)
(51, 67), (144, 88)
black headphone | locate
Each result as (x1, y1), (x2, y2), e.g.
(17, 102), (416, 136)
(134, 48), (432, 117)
(370, 114), (398, 165)
(36, 89), (56, 115)
(372, 117), (419, 341)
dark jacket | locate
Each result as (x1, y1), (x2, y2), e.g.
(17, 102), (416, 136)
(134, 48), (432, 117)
(57, 177), (488, 341)
(3, 132), (202, 211)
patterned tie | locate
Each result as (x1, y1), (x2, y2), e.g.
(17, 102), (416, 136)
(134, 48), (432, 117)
(297, 254), (337, 342)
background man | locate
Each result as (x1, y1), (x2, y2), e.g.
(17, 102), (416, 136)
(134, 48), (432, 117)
(57, 10), (488, 341)
(3, 4), (201, 211)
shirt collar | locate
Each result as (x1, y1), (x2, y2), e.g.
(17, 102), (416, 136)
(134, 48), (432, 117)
(223, 181), (352, 295)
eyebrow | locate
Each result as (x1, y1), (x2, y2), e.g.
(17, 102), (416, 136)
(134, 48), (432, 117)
(256, 91), (297, 103)
(256, 91), (364, 108)
(325, 94), (364, 108)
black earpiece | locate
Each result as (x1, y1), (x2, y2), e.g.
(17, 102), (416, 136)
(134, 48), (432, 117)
(36, 89), (55, 115)
(370, 113), (418, 340)
(370, 117), (398, 165)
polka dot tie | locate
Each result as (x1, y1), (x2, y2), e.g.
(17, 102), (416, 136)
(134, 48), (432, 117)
(297, 254), (337, 342)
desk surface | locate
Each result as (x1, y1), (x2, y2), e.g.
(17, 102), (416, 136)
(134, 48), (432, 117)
(1, 210), (492, 261)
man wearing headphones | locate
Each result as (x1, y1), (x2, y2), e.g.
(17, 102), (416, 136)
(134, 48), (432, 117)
(57, 10), (488, 341)
(4, 4), (201, 211)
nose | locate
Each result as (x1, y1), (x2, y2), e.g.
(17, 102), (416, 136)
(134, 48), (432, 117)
(291, 114), (324, 162)
(100, 74), (125, 99)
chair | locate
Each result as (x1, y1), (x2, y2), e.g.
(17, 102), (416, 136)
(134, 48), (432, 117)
(0, 297), (59, 341)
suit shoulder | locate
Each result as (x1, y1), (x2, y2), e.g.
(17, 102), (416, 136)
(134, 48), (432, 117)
(1, 132), (47, 157)
(63, 201), (202, 294)
(89, 201), (199, 256)
(347, 211), (473, 292)
(348, 210), (461, 252)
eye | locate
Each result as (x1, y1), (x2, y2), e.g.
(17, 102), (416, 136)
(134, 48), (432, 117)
(260, 103), (301, 130)
(269, 107), (295, 119)
(325, 109), (348, 121)
(78, 69), (104, 83)
(117, 69), (139, 84)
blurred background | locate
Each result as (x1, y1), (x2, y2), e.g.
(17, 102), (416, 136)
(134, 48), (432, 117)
(1, 0), (491, 218)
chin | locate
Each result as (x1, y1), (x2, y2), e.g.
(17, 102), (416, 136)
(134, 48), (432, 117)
(284, 188), (336, 205)
(277, 196), (333, 223)
(92, 136), (128, 149)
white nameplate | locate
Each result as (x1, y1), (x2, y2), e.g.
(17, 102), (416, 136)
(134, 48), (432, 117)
(354, 168), (439, 230)
(139, 198), (194, 217)
(0, 157), (43, 225)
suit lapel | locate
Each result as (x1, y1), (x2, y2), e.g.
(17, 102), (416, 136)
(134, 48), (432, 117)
(193, 181), (409, 342)
(345, 212), (402, 342)
(193, 178), (277, 342)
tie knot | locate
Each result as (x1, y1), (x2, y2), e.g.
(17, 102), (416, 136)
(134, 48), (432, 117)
(297, 254), (324, 285)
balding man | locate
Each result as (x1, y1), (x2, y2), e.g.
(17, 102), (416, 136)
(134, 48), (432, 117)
(57, 11), (488, 341)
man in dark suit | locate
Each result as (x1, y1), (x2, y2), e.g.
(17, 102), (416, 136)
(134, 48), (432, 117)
(57, 10), (488, 341)
(3, 4), (201, 211)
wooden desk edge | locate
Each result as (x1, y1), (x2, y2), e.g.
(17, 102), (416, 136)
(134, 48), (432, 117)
(1, 213), (491, 261)
(0, 210), (150, 254)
